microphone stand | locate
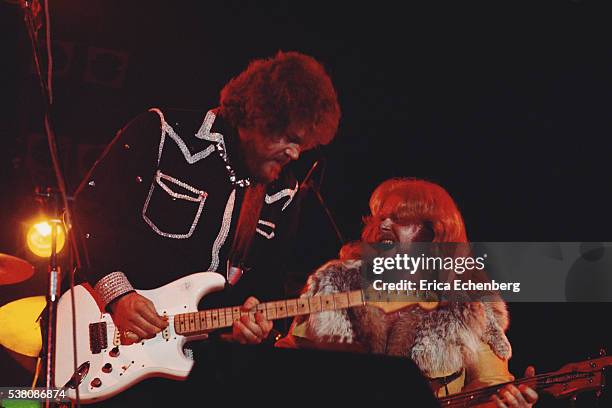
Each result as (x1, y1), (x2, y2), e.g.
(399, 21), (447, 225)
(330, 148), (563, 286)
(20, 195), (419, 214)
(21, 1), (60, 401)
(21, 1), (82, 405)
(299, 159), (345, 246)
(37, 189), (62, 406)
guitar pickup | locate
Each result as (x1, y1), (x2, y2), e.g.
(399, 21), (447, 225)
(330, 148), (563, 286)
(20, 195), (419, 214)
(161, 311), (170, 340)
(89, 322), (108, 354)
(113, 327), (121, 346)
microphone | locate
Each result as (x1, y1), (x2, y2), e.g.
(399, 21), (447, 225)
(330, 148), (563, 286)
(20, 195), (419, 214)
(297, 158), (344, 244)
(299, 159), (323, 192)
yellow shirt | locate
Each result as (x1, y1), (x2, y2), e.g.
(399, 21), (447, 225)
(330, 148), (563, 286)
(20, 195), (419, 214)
(277, 321), (514, 397)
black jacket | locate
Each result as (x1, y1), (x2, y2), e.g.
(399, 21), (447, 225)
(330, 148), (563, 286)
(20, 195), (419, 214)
(74, 108), (300, 308)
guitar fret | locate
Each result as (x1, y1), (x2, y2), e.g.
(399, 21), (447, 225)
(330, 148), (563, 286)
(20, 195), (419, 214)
(179, 314), (186, 334)
(218, 309), (226, 327)
(205, 310), (213, 328)
(286, 299), (298, 316)
(189, 312), (196, 332)
(296, 298), (309, 315)
(200, 312), (207, 330)
(225, 308), (233, 327)
(194, 311), (201, 332)
(308, 296), (322, 313)
(211, 309), (219, 328)
(320, 294), (334, 311)
(256, 303), (266, 320)
(232, 307), (241, 323)
(276, 301), (287, 318)
(266, 302), (277, 319)
(348, 290), (364, 307)
(333, 293), (349, 309)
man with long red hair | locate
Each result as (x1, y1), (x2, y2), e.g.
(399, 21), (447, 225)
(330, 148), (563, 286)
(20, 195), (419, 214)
(278, 178), (538, 408)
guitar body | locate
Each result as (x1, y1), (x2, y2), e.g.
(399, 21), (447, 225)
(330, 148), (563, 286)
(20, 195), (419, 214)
(52, 271), (499, 404)
(54, 272), (226, 403)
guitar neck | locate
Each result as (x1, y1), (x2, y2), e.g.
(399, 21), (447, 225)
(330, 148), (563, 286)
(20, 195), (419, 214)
(438, 369), (603, 407)
(173, 290), (365, 336)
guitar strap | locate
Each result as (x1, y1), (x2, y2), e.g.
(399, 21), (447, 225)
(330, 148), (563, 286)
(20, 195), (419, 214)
(426, 368), (464, 396)
(226, 183), (266, 286)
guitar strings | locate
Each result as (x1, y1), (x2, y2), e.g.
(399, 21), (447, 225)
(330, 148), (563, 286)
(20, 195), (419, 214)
(440, 372), (558, 405)
(98, 302), (318, 331)
(439, 371), (598, 407)
(96, 290), (369, 332)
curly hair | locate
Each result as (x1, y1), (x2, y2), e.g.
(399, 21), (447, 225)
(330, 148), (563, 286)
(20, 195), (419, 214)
(219, 51), (340, 149)
(361, 178), (468, 243)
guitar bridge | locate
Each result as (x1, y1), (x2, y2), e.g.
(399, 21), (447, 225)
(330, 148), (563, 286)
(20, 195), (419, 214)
(89, 322), (108, 354)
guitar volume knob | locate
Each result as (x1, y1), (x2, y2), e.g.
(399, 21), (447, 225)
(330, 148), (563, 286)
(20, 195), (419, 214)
(90, 378), (102, 388)
(109, 346), (120, 357)
(102, 363), (112, 373)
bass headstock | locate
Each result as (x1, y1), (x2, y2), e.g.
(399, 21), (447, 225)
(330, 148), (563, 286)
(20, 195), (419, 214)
(542, 351), (612, 399)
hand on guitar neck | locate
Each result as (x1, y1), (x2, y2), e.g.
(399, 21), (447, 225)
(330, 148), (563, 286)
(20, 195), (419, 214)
(441, 366), (539, 408)
(111, 292), (272, 345)
(220, 296), (273, 344)
(488, 366), (538, 408)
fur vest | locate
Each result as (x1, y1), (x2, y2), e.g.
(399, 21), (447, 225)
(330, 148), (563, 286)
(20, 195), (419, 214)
(299, 259), (512, 378)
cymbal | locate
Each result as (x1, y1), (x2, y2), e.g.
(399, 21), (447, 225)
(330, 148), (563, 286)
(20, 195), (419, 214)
(0, 296), (45, 358)
(0, 253), (35, 285)
(2, 345), (38, 373)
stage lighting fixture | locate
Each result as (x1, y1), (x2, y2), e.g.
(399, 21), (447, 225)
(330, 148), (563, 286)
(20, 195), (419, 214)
(26, 220), (66, 258)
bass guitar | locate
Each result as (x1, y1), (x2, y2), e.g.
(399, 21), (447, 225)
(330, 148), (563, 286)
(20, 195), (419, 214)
(438, 352), (611, 407)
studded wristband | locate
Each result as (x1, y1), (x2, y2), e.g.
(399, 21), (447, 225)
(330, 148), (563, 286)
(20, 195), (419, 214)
(94, 271), (135, 308)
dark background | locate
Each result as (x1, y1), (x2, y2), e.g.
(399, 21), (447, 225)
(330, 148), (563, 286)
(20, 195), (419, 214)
(1, 0), (611, 405)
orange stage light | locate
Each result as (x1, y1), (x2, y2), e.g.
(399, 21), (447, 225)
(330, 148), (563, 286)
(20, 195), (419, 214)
(25, 220), (66, 258)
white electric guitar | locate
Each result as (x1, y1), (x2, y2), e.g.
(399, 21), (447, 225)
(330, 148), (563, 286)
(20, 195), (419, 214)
(54, 272), (437, 403)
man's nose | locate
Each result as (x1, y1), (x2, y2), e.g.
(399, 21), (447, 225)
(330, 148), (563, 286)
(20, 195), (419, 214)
(285, 144), (301, 161)
(380, 218), (393, 231)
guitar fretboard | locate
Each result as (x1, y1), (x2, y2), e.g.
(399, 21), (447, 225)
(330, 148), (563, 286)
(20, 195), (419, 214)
(438, 365), (609, 407)
(174, 290), (365, 336)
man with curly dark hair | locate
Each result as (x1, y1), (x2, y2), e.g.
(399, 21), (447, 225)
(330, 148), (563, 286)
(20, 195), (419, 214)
(74, 50), (340, 359)
(220, 51), (339, 183)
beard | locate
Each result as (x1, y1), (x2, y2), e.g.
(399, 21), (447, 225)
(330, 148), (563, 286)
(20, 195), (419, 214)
(245, 157), (281, 183)
(242, 141), (284, 183)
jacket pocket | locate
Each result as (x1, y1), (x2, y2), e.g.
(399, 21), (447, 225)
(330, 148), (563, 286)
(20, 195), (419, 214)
(142, 170), (207, 238)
